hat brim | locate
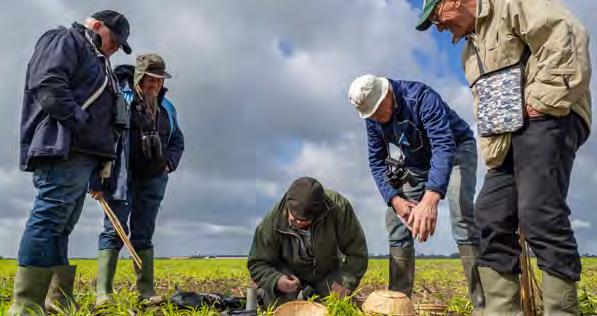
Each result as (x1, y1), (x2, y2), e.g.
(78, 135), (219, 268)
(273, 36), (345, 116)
(415, 0), (440, 31)
(121, 43), (132, 55)
(359, 77), (389, 119)
(111, 31), (132, 54)
(415, 18), (433, 31)
(144, 71), (172, 79)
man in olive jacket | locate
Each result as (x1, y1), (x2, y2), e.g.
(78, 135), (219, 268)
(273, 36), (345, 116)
(248, 177), (368, 307)
(416, 0), (591, 314)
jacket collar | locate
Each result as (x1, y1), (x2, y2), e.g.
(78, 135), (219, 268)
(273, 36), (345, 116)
(476, 0), (491, 25)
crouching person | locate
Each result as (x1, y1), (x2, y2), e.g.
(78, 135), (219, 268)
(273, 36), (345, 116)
(248, 177), (368, 307)
(90, 54), (184, 305)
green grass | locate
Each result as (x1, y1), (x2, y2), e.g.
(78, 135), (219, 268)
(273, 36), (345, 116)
(0, 258), (596, 315)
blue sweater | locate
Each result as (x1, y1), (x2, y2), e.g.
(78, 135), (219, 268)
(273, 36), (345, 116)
(367, 79), (473, 204)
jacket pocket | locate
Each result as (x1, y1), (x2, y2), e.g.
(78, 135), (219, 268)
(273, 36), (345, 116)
(29, 116), (71, 157)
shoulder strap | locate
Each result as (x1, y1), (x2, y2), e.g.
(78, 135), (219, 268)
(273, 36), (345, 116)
(80, 28), (117, 111)
(81, 76), (108, 110)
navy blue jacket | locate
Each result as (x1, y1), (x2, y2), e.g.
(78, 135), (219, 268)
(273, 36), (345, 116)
(20, 23), (118, 171)
(367, 79), (473, 204)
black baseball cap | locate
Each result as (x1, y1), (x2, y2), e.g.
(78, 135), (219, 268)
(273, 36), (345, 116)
(91, 10), (131, 54)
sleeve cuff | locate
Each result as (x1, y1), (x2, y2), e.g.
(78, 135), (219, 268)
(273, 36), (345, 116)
(424, 186), (446, 199)
(384, 190), (403, 206)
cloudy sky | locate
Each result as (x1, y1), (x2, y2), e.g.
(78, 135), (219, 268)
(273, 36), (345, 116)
(0, 0), (595, 258)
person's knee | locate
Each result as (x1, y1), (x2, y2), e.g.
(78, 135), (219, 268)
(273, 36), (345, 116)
(452, 229), (479, 246)
(99, 236), (124, 251)
(131, 238), (153, 250)
(389, 237), (414, 249)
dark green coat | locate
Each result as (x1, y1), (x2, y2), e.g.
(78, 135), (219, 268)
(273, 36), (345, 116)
(247, 189), (368, 297)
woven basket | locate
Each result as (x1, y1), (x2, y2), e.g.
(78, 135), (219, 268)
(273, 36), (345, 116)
(273, 301), (328, 316)
(414, 303), (448, 316)
(361, 290), (416, 316)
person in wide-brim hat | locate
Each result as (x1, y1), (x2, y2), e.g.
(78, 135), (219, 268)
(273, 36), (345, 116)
(91, 53), (185, 305)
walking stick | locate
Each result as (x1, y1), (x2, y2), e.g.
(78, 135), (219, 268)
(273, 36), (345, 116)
(97, 196), (143, 270)
(519, 232), (542, 315)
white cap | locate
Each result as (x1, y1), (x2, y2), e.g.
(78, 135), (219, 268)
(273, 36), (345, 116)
(347, 74), (389, 119)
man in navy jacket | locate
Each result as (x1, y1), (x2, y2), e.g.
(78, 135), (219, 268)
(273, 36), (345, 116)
(12, 10), (132, 315)
(348, 75), (484, 311)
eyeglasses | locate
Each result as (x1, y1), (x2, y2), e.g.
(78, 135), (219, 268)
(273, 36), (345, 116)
(430, 0), (447, 25)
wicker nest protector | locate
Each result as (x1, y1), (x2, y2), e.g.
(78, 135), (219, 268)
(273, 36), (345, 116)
(361, 290), (416, 315)
(414, 303), (449, 316)
(273, 300), (328, 316)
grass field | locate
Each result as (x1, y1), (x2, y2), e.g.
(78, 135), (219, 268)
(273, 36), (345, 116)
(0, 258), (596, 315)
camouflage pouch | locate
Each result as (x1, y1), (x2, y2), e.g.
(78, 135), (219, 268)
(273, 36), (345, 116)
(473, 47), (530, 137)
(474, 65), (524, 136)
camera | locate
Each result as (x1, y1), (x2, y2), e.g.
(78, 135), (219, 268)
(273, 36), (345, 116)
(113, 94), (130, 130)
(141, 131), (162, 161)
(385, 155), (415, 189)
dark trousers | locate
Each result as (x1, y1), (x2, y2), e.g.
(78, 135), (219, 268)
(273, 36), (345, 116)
(475, 113), (588, 281)
(98, 172), (169, 251)
(18, 154), (99, 267)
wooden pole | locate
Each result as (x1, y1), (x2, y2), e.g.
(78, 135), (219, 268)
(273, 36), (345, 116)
(519, 232), (542, 315)
(98, 196), (143, 269)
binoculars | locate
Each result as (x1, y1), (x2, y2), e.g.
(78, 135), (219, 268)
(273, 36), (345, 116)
(141, 131), (162, 161)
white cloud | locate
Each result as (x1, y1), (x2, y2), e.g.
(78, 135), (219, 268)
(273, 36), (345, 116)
(0, 0), (596, 258)
(571, 219), (592, 230)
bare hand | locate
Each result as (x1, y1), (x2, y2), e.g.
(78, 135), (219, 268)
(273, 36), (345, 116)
(165, 165), (171, 173)
(89, 190), (103, 200)
(330, 282), (351, 298)
(276, 275), (300, 294)
(391, 196), (417, 231)
(407, 191), (440, 242)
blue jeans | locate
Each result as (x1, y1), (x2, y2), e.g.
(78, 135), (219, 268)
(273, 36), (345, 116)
(98, 173), (168, 251)
(18, 154), (99, 267)
(386, 139), (479, 248)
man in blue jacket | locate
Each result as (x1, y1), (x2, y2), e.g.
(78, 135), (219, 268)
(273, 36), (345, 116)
(90, 54), (184, 305)
(348, 74), (484, 311)
(13, 10), (132, 315)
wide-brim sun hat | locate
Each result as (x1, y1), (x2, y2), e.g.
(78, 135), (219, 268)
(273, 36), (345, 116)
(348, 74), (389, 119)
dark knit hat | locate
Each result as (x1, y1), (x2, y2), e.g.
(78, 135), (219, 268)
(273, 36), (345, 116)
(284, 177), (326, 221)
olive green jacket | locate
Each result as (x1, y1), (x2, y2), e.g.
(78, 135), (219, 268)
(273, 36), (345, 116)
(247, 189), (368, 296)
(462, 0), (591, 168)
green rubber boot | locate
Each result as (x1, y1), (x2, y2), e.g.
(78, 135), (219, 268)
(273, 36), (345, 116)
(95, 249), (120, 306)
(9, 266), (53, 316)
(134, 248), (159, 302)
(388, 247), (415, 297)
(478, 267), (522, 316)
(45, 265), (77, 313)
(542, 271), (579, 315)
(458, 245), (485, 314)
